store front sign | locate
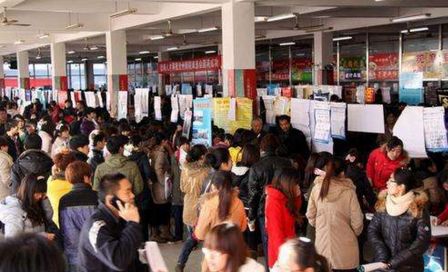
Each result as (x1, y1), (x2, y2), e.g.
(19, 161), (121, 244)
(158, 55), (221, 73)
(368, 53), (399, 81)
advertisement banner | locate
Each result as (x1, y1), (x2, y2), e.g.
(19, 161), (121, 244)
(368, 53), (399, 81)
(192, 98), (212, 147)
(158, 55), (221, 73)
(402, 51), (443, 79)
(399, 72), (424, 105)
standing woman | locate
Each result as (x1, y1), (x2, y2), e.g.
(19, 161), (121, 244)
(37, 116), (55, 155)
(51, 123), (70, 158)
(176, 144), (210, 272)
(265, 168), (302, 269)
(306, 153), (363, 271)
(203, 147), (233, 194)
(368, 168), (431, 271)
(194, 170), (247, 240)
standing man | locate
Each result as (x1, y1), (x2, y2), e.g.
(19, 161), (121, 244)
(78, 173), (142, 272)
(5, 119), (21, 161)
(276, 115), (310, 160)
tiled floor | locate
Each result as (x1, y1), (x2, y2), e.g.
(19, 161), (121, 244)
(159, 242), (203, 272)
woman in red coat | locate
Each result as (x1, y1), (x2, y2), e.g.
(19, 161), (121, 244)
(366, 136), (407, 191)
(265, 168), (302, 269)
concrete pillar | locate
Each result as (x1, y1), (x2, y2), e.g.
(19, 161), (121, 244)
(51, 42), (68, 92)
(313, 32), (333, 85)
(17, 51), (30, 89)
(106, 30), (127, 118)
(0, 56), (4, 93)
(157, 51), (169, 95)
(85, 61), (95, 90)
(221, 1), (256, 99)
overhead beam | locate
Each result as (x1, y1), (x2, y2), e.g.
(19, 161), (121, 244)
(246, 0), (448, 8)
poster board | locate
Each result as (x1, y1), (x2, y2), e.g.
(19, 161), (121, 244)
(192, 98), (212, 147)
(117, 91), (128, 120)
(393, 106), (427, 158)
(347, 104), (385, 134)
(423, 107), (448, 152)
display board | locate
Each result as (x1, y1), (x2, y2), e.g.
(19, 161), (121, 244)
(347, 104), (385, 134)
(192, 98), (212, 147)
(393, 106), (427, 158)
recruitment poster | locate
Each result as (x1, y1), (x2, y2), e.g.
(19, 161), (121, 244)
(313, 101), (331, 144)
(229, 98), (253, 134)
(330, 102), (346, 139)
(423, 107), (448, 152)
(192, 98), (212, 147)
(213, 97), (231, 132)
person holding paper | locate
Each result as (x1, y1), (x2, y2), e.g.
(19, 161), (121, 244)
(368, 168), (431, 272)
(366, 136), (407, 191)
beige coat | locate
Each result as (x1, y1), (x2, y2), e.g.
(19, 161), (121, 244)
(306, 176), (363, 270)
(180, 161), (210, 226)
(0, 150), (13, 201)
(150, 146), (171, 204)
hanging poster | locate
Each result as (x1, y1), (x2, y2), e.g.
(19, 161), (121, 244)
(347, 104), (385, 134)
(330, 102), (346, 139)
(313, 101), (331, 143)
(228, 98), (236, 121)
(182, 110), (192, 139)
(196, 84), (202, 97)
(165, 85), (172, 96)
(171, 95), (179, 123)
(229, 98), (253, 134)
(154, 96), (162, 121)
(181, 84), (192, 95)
(213, 97), (231, 131)
(192, 98), (212, 147)
(117, 91), (128, 120)
(179, 94), (193, 120)
(274, 96), (290, 116)
(290, 99), (311, 140)
(364, 87), (376, 104)
(262, 96), (276, 125)
(205, 85), (213, 95)
(393, 106), (427, 158)
(381, 87), (391, 104)
(85, 92), (96, 108)
(135, 88), (149, 123)
(423, 107), (448, 152)
(97, 91), (104, 108)
(399, 72), (424, 105)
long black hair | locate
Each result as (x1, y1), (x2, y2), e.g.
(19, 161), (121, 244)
(271, 168), (301, 217)
(17, 174), (47, 226)
(211, 171), (234, 221)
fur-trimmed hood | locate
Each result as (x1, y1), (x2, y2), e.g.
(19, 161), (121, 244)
(375, 189), (428, 218)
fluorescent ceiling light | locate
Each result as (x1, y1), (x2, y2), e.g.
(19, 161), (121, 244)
(67, 60), (73, 64)
(255, 16), (268, 23)
(401, 29), (409, 34)
(97, 56), (105, 59)
(110, 8), (137, 18)
(391, 13), (431, 23)
(38, 33), (49, 39)
(139, 50), (150, 54)
(90, 46), (98, 50)
(167, 47), (178, 51)
(266, 13), (295, 22)
(198, 27), (218, 33)
(305, 27), (333, 33)
(279, 42), (295, 46)
(205, 50), (216, 54)
(333, 36), (352, 41)
(135, 58), (142, 61)
(410, 27), (429, 33)
(35, 55), (41, 60)
(154, 56), (158, 59)
(14, 40), (24, 45)
(65, 23), (84, 30)
(150, 35), (165, 40)
(67, 50), (75, 54)
(81, 58), (88, 61)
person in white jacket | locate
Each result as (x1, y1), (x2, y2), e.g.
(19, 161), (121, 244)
(0, 136), (13, 201)
(51, 123), (70, 158)
(37, 117), (54, 155)
(202, 223), (264, 272)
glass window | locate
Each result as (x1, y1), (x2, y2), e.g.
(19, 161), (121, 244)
(339, 34), (367, 84)
(4, 63), (17, 77)
(368, 34), (399, 84)
(29, 64), (34, 77)
(403, 25), (439, 52)
(34, 64), (49, 78)
(291, 40), (313, 85)
(256, 45), (270, 87)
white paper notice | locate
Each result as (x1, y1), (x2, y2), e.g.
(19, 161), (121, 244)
(197, 84), (202, 97)
(117, 91), (128, 120)
(290, 99), (311, 141)
(205, 85), (213, 95)
(97, 92), (103, 108)
(347, 104), (385, 134)
(171, 95), (179, 123)
(154, 96), (162, 121)
(393, 106), (427, 158)
(182, 110), (192, 138)
(145, 241), (168, 272)
(262, 96), (276, 125)
(274, 96), (290, 116)
(313, 101), (331, 143)
(228, 98), (236, 121)
(330, 102), (346, 139)
(134, 88), (149, 123)
(165, 85), (172, 96)
(179, 94), (193, 120)
(423, 107), (448, 152)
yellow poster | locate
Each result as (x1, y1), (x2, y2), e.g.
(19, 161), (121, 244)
(229, 98), (253, 134)
(213, 97), (231, 131)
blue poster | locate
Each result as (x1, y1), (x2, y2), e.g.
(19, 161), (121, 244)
(267, 84), (279, 96)
(424, 244), (446, 272)
(181, 84), (192, 95)
(192, 98), (212, 147)
(399, 72), (424, 105)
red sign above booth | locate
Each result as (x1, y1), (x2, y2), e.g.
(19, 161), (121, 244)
(158, 55), (222, 74)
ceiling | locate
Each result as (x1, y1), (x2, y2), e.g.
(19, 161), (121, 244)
(0, 0), (448, 63)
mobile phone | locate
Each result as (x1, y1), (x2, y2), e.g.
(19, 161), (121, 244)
(111, 196), (125, 210)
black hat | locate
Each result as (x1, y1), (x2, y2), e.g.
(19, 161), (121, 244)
(69, 135), (89, 150)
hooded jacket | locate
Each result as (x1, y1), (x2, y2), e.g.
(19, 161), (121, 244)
(231, 166), (250, 207)
(265, 185), (302, 268)
(180, 160), (210, 226)
(368, 190), (431, 272)
(306, 176), (363, 270)
(0, 150), (13, 201)
(93, 154), (143, 196)
(0, 196), (48, 237)
(194, 190), (247, 240)
(10, 149), (54, 194)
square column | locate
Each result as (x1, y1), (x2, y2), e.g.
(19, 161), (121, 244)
(158, 52), (169, 95)
(51, 42), (68, 92)
(0, 56), (4, 93)
(313, 32), (333, 85)
(106, 30), (128, 118)
(221, 1), (256, 99)
(17, 51), (30, 89)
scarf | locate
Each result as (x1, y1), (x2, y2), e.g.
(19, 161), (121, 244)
(386, 191), (415, 216)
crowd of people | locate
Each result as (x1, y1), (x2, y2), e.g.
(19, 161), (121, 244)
(0, 96), (446, 272)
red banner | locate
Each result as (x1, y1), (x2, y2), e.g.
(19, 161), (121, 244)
(158, 55), (221, 74)
(368, 53), (399, 81)
(60, 76), (68, 91)
(243, 69), (256, 100)
(119, 75), (128, 91)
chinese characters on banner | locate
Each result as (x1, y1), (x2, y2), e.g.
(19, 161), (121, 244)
(368, 53), (399, 81)
(158, 56), (221, 73)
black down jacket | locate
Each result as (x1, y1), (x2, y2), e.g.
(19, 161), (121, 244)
(10, 149), (53, 194)
(247, 152), (291, 221)
(368, 191), (431, 272)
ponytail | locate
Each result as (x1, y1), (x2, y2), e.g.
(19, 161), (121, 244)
(314, 152), (334, 200)
(211, 171), (233, 220)
(205, 148), (230, 170)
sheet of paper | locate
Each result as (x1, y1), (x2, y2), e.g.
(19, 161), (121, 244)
(213, 97), (231, 131)
(262, 96), (276, 125)
(330, 102), (346, 139)
(196, 84), (202, 97)
(182, 110), (192, 139)
(393, 106), (427, 158)
(360, 262), (387, 272)
(154, 96), (162, 121)
(313, 101), (331, 143)
(229, 98), (253, 133)
(274, 96), (290, 116)
(179, 94), (193, 120)
(205, 84), (213, 95)
(171, 95), (179, 123)
(145, 242), (168, 272)
(423, 107), (448, 152)
(117, 91), (128, 120)
(165, 85), (172, 96)
(228, 98), (236, 121)
(347, 104), (385, 134)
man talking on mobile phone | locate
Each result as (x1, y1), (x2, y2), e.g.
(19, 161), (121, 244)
(78, 173), (143, 272)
